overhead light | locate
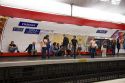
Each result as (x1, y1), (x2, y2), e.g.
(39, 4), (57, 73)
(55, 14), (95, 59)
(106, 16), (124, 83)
(0, 0), (71, 16)
(100, 0), (121, 5)
(111, 0), (121, 5)
(100, 0), (110, 2)
(73, 6), (125, 24)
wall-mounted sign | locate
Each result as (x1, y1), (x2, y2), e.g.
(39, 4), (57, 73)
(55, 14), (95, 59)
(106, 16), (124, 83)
(24, 28), (40, 34)
(96, 30), (107, 34)
(13, 27), (24, 32)
(18, 21), (38, 27)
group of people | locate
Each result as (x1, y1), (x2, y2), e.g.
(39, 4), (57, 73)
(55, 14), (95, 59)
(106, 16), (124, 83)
(101, 38), (122, 57)
(89, 37), (122, 58)
(40, 35), (82, 59)
(8, 34), (82, 59)
(8, 35), (122, 59)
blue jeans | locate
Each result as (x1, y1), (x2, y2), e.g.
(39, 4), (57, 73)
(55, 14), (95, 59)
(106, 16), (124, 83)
(8, 47), (18, 53)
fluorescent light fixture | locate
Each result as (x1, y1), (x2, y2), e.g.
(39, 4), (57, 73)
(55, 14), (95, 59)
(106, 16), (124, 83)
(73, 6), (125, 24)
(0, 0), (71, 15)
(111, 0), (121, 5)
(0, 0), (125, 24)
(100, 0), (121, 5)
(100, 0), (110, 2)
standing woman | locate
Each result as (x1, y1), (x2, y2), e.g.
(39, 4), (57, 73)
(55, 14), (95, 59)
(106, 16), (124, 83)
(41, 35), (48, 59)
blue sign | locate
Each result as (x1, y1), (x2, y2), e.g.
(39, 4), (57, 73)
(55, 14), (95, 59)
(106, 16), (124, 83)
(19, 22), (38, 27)
(24, 28), (40, 34)
(96, 30), (107, 34)
(13, 27), (24, 32)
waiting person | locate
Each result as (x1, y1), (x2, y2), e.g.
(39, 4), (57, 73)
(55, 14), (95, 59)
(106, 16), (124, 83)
(51, 42), (58, 56)
(57, 43), (60, 50)
(25, 42), (37, 56)
(41, 35), (48, 59)
(101, 40), (107, 57)
(62, 34), (69, 56)
(116, 38), (120, 56)
(111, 39), (116, 56)
(8, 41), (19, 53)
(71, 36), (78, 59)
(57, 43), (64, 56)
(89, 38), (97, 58)
(45, 35), (51, 58)
(67, 43), (72, 56)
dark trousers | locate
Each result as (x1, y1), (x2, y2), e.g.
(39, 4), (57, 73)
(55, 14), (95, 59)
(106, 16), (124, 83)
(90, 48), (96, 58)
(42, 47), (47, 59)
(72, 46), (76, 59)
(112, 48), (115, 56)
(46, 47), (50, 58)
(117, 48), (120, 55)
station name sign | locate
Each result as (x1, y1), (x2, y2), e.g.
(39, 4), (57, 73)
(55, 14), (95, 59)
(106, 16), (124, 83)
(96, 30), (107, 34)
(24, 28), (40, 34)
(13, 27), (24, 32)
(18, 21), (38, 27)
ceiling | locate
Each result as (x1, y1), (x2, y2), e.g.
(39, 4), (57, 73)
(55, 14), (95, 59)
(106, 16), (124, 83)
(1, 0), (125, 23)
(55, 0), (125, 15)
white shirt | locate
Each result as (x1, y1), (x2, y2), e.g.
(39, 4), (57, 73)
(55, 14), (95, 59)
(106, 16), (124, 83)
(42, 39), (48, 47)
(90, 40), (97, 48)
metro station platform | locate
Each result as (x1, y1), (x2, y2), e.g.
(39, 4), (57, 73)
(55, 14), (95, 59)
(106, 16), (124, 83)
(0, 56), (125, 67)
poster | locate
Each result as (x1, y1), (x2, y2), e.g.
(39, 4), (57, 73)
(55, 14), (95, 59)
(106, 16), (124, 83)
(0, 16), (8, 42)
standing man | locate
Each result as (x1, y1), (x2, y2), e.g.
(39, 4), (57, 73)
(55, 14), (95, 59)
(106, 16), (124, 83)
(89, 38), (97, 58)
(116, 38), (120, 56)
(71, 36), (78, 59)
(111, 39), (116, 56)
(62, 34), (69, 57)
(46, 35), (51, 59)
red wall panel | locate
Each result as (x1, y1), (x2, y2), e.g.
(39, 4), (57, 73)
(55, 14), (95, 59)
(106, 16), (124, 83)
(0, 6), (125, 30)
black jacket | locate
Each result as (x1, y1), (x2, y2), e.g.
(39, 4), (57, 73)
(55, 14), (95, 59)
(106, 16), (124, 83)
(62, 37), (69, 46)
(25, 44), (35, 53)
